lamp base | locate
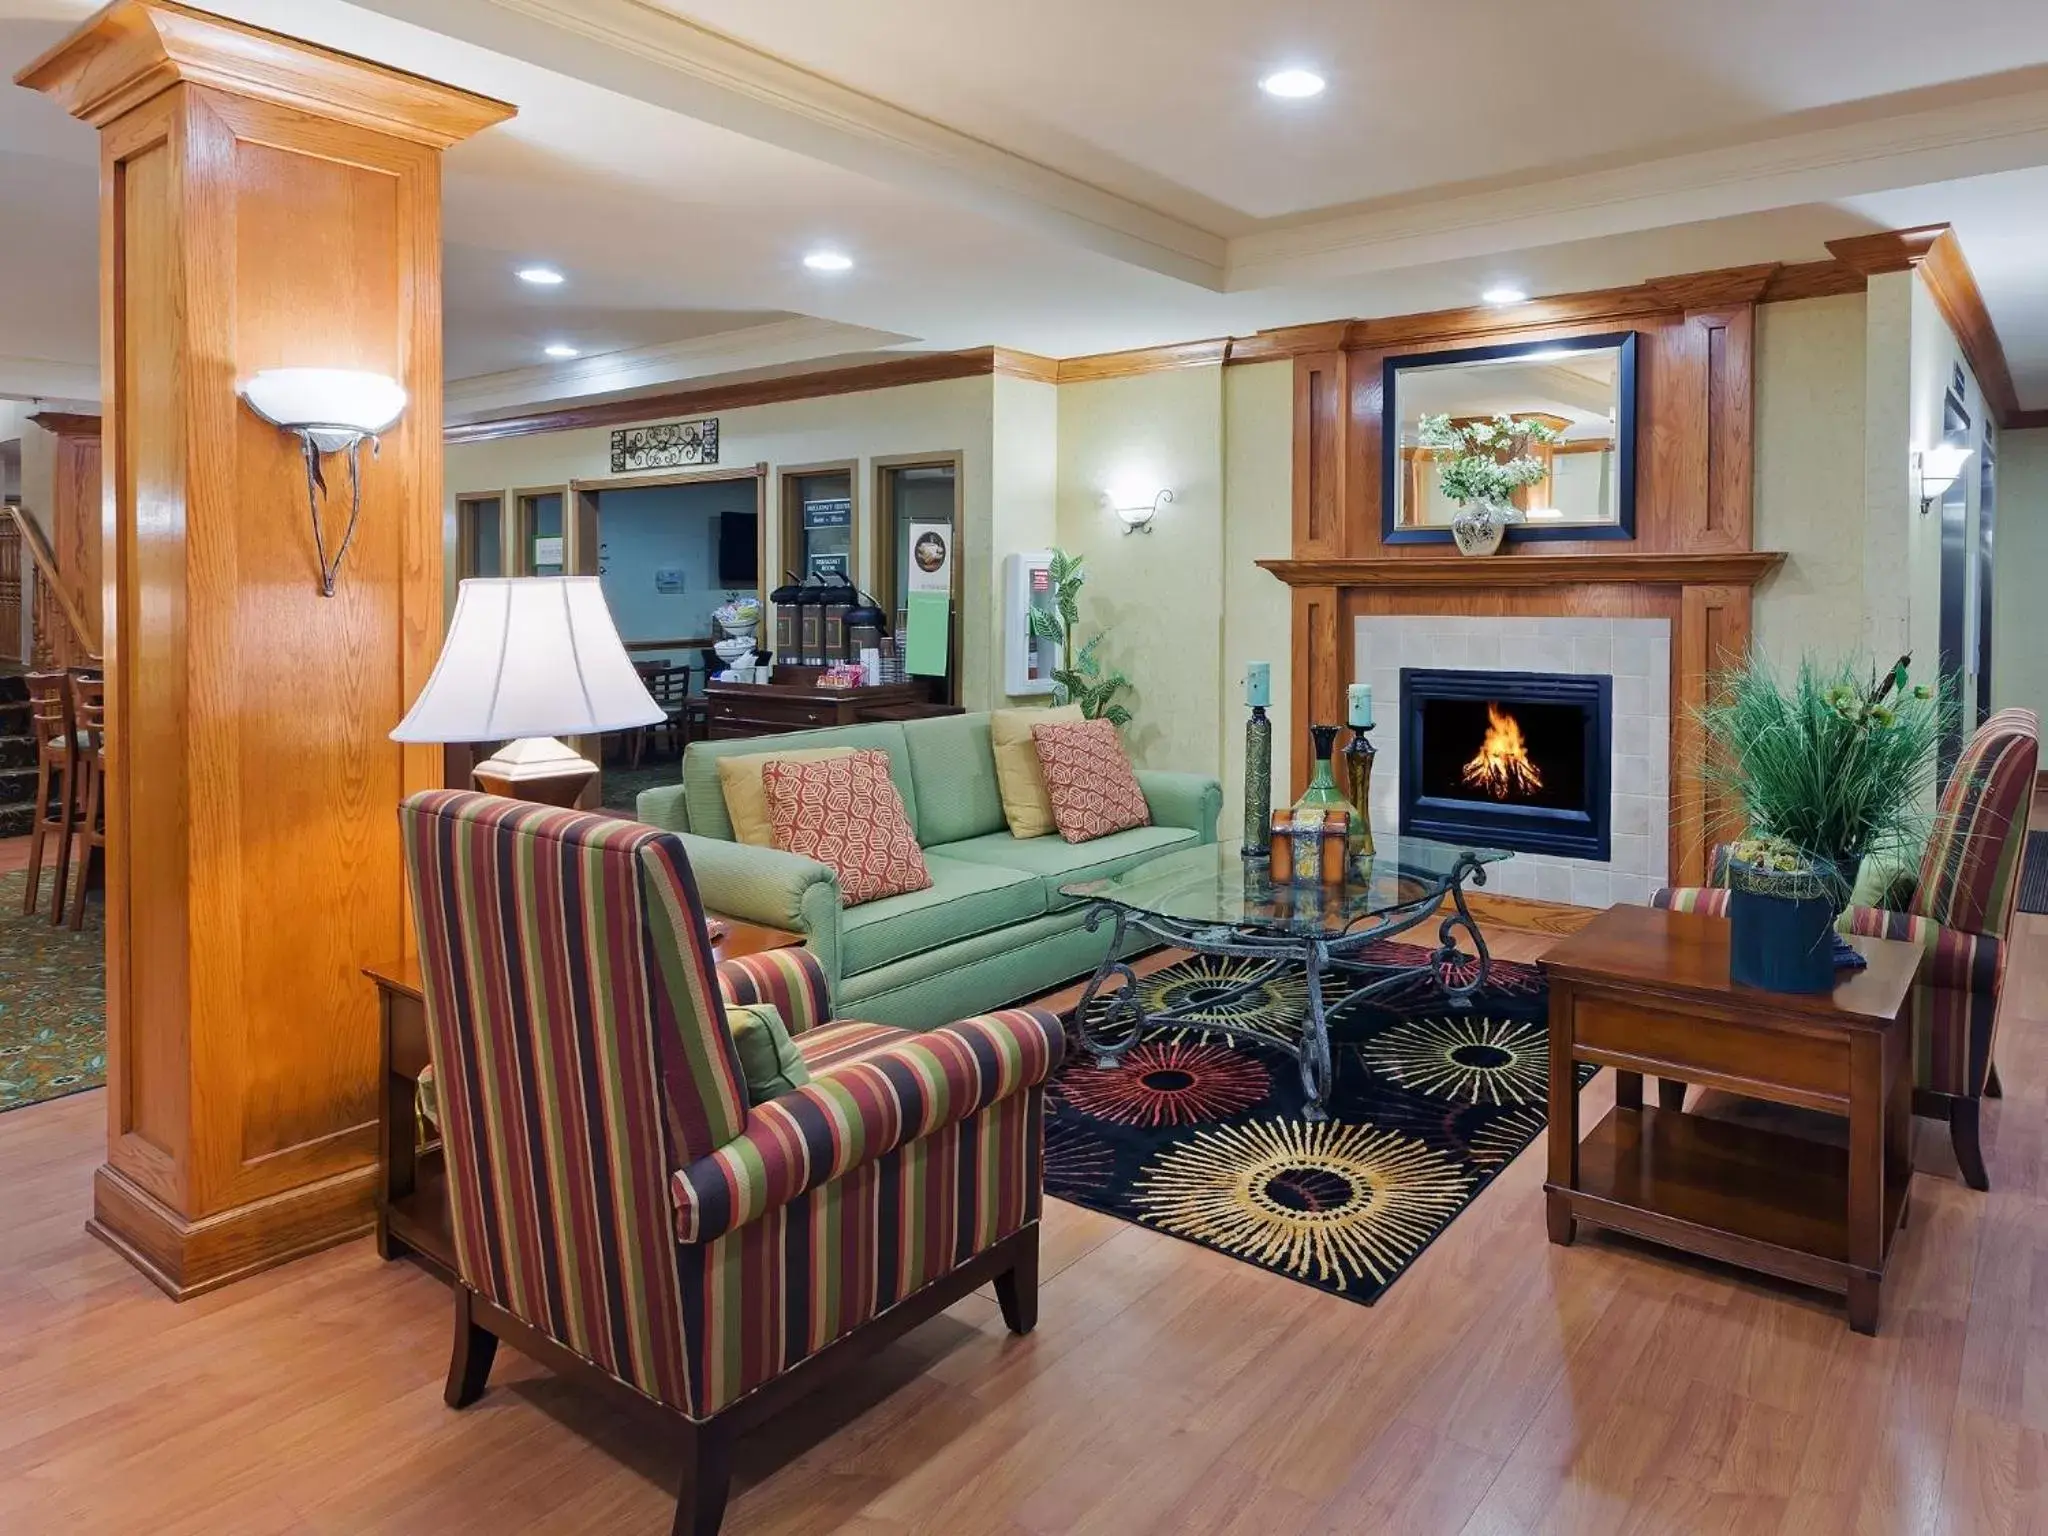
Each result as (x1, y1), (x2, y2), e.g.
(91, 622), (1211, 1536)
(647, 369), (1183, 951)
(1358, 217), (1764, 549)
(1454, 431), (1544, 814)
(470, 736), (599, 807)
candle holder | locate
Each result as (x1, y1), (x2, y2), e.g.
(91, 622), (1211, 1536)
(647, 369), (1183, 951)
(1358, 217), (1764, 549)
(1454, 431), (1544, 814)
(1242, 703), (1273, 858)
(1341, 725), (1377, 857)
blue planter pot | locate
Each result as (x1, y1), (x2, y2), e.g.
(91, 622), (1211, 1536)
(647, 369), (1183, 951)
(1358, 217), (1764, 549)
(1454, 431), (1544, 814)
(1728, 885), (1838, 993)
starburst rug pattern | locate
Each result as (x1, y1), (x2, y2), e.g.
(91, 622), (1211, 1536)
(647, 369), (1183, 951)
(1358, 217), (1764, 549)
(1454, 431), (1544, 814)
(0, 868), (106, 1112)
(1049, 945), (1590, 1305)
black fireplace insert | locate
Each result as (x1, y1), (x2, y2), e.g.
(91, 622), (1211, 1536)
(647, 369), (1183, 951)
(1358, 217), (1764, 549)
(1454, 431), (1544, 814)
(1398, 668), (1611, 859)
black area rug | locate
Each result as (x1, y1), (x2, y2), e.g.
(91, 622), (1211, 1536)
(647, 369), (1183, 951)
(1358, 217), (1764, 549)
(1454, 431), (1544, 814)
(1048, 945), (1589, 1306)
(2019, 831), (2048, 916)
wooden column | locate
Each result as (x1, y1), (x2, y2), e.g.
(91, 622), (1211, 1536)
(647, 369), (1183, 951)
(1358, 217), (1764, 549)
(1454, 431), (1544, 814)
(19, 2), (511, 1298)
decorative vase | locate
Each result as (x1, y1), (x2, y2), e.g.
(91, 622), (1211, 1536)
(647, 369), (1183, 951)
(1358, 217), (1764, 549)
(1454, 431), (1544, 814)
(1341, 726), (1377, 857)
(1293, 724), (1362, 836)
(1242, 704), (1273, 857)
(1726, 852), (1839, 994)
(1449, 499), (1516, 557)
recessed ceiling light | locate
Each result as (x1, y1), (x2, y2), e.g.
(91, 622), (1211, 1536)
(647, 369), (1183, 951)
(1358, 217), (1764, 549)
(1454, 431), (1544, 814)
(1259, 68), (1326, 100)
(543, 343), (579, 359)
(516, 266), (565, 285)
(803, 250), (854, 272)
(1482, 286), (1529, 306)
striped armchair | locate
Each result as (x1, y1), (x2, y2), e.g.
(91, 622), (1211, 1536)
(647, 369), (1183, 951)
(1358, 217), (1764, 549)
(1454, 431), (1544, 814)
(1653, 708), (2039, 1189)
(399, 791), (1063, 1536)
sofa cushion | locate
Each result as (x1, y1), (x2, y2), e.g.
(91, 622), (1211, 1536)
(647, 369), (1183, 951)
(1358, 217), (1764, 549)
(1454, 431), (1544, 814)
(681, 722), (916, 843)
(764, 750), (932, 907)
(928, 824), (1200, 909)
(991, 704), (1081, 839)
(900, 712), (1008, 846)
(1032, 717), (1151, 843)
(839, 854), (1046, 975)
(727, 1002), (812, 1102)
(716, 745), (855, 847)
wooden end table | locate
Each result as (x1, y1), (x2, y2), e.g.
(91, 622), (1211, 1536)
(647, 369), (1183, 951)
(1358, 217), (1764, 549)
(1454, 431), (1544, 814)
(1540, 903), (1921, 1334)
(365, 916), (804, 1283)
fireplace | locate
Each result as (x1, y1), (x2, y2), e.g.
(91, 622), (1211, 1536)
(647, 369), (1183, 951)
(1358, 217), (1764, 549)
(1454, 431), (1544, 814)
(1398, 668), (1612, 860)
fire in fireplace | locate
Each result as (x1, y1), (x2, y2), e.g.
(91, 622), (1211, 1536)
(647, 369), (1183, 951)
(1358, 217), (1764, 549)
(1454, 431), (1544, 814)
(1399, 668), (1611, 859)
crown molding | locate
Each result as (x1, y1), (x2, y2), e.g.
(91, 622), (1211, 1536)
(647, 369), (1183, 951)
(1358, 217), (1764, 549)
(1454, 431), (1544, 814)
(447, 347), (1006, 444)
(1055, 338), (1231, 383)
(16, 0), (513, 147)
(352, 0), (1226, 288)
(1824, 225), (1950, 276)
(443, 317), (916, 420)
(991, 350), (1060, 384)
(1225, 83), (2048, 291)
(26, 411), (102, 439)
(2009, 409), (2048, 431)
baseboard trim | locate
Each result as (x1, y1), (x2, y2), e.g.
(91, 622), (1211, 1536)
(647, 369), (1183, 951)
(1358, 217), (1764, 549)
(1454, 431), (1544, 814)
(88, 1160), (377, 1301)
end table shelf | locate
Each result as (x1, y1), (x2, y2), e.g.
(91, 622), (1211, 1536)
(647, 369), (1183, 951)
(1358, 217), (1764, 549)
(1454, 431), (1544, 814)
(1541, 903), (1922, 1334)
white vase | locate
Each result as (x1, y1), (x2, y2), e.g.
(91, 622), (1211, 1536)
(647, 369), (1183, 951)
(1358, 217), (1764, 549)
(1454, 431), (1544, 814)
(1450, 500), (1516, 557)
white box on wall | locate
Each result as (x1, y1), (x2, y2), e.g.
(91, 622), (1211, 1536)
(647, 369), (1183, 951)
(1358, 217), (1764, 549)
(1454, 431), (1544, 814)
(1004, 551), (1060, 695)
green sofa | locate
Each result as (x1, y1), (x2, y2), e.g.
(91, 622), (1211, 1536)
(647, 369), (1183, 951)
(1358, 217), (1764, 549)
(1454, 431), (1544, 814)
(636, 713), (1221, 1030)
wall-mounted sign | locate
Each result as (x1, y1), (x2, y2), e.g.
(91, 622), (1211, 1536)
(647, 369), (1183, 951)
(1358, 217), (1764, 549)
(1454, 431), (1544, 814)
(610, 416), (719, 474)
(654, 566), (685, 593)
(907, 522), (952, 594)
(803, 497), (852, 530)
(532, 535), (565, 568)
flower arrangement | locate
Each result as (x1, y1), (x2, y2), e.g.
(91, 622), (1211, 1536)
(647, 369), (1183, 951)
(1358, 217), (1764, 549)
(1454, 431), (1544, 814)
(1415, 413), (1562, 508)
(1699, 652), (1951, 901)
(712, 596), (760, 635)
(1025, 548), (1133, 727)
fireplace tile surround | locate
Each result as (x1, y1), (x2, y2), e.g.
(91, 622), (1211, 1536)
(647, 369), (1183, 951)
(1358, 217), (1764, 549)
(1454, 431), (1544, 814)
(1354, 615), (1671, 906)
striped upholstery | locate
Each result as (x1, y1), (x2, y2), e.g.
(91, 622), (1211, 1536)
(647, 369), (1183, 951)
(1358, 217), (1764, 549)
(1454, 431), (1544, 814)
(716, 947), (832, 1037)
(400, 790), (1060, 1422)
(1652, 710), (2039, 1099)
(674, 1009), (1064, 1242)
(679, 1087), (1042, 1415)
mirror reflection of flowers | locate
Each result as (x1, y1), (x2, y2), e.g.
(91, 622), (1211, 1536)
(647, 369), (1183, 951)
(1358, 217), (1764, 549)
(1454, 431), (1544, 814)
(1415, 412), (1562, 508)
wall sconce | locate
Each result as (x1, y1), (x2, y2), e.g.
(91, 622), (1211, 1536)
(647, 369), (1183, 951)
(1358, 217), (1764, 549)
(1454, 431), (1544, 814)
(1916, 442), (1973, 515)
(240, 368), (407, 596)
(1112, 487), (1173, 535)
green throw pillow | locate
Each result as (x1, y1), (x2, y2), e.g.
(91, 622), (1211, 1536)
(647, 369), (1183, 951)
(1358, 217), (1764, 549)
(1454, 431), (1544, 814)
(727, 1002), (811, 1102)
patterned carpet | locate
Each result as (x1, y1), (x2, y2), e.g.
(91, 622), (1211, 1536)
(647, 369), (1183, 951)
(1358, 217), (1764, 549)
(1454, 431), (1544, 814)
(1049, 945), (1588, 1306)
(0, 868), (106, 1112)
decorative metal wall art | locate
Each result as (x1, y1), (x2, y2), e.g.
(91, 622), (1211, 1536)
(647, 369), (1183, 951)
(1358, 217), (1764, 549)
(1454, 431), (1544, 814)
(610, 416), (719, 473)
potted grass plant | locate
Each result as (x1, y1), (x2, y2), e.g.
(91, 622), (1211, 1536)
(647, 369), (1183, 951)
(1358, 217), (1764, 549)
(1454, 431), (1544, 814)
(1699, 653), (1950, 992)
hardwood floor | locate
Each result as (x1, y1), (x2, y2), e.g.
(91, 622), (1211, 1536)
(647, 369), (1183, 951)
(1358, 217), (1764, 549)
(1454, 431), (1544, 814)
(4, 885), (2047, 1533)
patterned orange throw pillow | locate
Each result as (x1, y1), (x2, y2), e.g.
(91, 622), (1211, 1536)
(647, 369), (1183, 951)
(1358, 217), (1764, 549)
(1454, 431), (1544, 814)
(1031, 717), (1152, 844)
(763, 749), (933, 906)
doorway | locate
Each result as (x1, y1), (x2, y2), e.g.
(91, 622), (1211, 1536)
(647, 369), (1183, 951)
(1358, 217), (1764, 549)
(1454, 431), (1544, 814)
(875, 454), (962, 706)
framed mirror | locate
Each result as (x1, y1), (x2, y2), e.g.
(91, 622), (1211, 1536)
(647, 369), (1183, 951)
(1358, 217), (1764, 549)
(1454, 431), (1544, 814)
(1383, 331), (1638, 544)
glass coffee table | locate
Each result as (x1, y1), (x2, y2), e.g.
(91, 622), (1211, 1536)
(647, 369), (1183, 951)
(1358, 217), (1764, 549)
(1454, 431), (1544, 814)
(1060, 837), (1512, 1120)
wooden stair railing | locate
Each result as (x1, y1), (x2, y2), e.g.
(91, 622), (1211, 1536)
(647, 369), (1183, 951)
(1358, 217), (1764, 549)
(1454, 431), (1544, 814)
(4, 505), (98, 670)
(0, 511), (21, 665)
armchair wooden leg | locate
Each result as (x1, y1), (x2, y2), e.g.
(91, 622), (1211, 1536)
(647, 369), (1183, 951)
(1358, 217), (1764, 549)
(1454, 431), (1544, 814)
(1986, 1061), (2004, 1099)
(1951, 1097), (1990, 1192)
(993, 1228), (1040, 1336)
(445, 1287), (499, 1409)
(672, 1420), (733, 1536)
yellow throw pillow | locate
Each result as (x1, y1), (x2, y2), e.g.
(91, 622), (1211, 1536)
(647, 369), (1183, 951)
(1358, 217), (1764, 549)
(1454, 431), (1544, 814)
(990, 704), (1082, 838)
(716, 746), (856, 847)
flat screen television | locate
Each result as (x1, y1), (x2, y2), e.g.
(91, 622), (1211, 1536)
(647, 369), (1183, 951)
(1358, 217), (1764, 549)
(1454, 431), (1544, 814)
(717, 511), (758, 586)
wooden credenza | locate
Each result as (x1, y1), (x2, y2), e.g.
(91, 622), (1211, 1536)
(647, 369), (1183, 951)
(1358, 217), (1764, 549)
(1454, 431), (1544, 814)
(704, 675), (959, 739)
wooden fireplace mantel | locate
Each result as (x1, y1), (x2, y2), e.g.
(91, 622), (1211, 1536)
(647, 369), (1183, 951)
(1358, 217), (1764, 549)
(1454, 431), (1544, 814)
(1257, 551), (1787, 590)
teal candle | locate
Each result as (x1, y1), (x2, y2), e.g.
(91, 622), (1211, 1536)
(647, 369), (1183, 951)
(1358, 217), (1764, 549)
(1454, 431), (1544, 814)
(1245, 661), (1271, 708)
(1347, 682), (1374, 728)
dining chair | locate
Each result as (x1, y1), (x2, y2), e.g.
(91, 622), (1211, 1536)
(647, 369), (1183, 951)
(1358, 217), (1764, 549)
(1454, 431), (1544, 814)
(20, 670), (75, 919)
(65, 671), (106, 931)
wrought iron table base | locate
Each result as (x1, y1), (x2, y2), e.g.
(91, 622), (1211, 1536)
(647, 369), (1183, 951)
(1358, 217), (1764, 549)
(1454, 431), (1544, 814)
(1070, 854), (1496, 1121)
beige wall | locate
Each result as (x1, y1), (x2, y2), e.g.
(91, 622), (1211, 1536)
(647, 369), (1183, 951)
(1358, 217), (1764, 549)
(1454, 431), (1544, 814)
(1221, 362), (1295, 838)
(444, 375), (1002, 704)
(1753, 293), (1869, 661)
(986, 373), (1060, 708)
(1052, 365), (1227, 775)
(0, 400), (57, 539)
(1995, 427), (2048, 723)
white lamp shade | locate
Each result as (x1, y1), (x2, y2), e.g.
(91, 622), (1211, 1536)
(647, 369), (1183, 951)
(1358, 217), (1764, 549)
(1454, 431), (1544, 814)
(392, 577), (664, 742)
(240, 368), (407, 435)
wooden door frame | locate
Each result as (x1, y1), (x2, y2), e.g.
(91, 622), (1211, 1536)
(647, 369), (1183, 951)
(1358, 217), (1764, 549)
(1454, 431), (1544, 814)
(873, 451), (965, 706)
(511, 485), (571, 576)
(453, 490), (508, 579)
(776, 460), (859, 592)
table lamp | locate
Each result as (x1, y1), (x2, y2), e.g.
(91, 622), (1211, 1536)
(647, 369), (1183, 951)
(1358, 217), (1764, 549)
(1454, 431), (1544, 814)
(391, 576), (664, 805)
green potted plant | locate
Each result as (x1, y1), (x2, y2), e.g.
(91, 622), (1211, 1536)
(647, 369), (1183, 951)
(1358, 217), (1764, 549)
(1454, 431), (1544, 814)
(1415, 412), (1562, 556)
(1026, 548), (1133, 726)
(1699, 653), (1950, 991)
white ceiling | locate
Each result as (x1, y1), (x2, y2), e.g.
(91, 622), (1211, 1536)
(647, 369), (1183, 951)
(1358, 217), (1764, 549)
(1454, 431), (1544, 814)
(5, 0), (2048, 413)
